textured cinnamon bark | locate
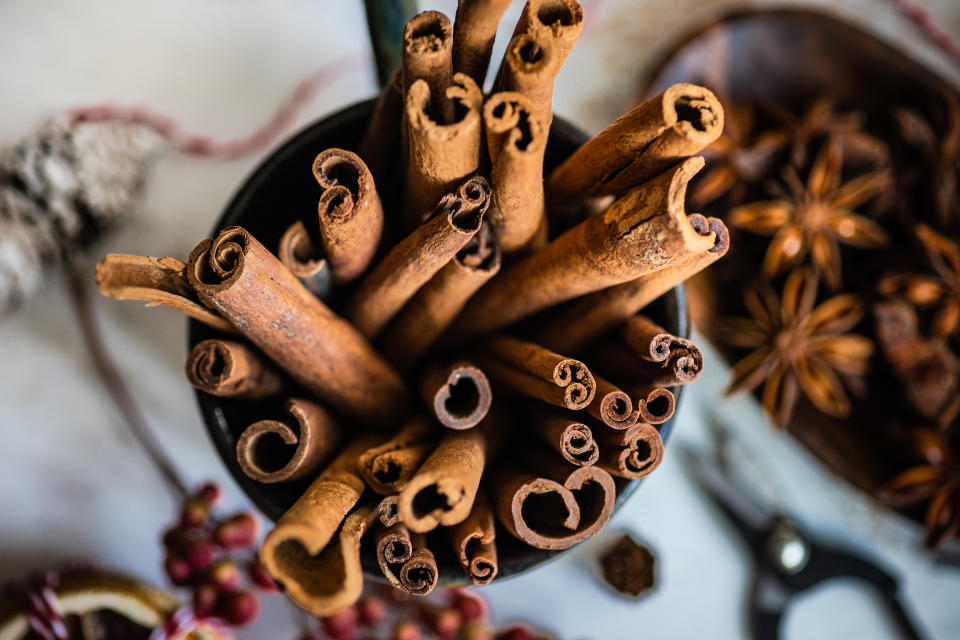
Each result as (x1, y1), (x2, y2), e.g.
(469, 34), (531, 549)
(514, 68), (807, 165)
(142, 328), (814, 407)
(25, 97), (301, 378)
(346, 178), (489, 339)
(513, 0), (584, 70)
(620, 315), (704, 384)
(278, 221), (332, 301)
(592, 338), (698, 393)
(474, 335), (595, 410)
(403, 74), (484, 226)
(449, 491), (499, 584)
(534, 214), (729, 354)
(357, 68), (404, 187)
(420, 361), (492, 430)
(546, 83), (723, 202)
(586, 376), (639, 429)
(95, 254), (233, 333)
(185, 338), (283, 399)
(625, 385), (676, 425)
(396, 413), (500, 532)
(259, 439), (377, 616)
(376, 522), (412, 588)
(403, 11), (454, 123)
(484, 92), (548, 252)
(235, 398), (340, 483)
(185, 227), (407, 426)
(378, 223), (501, 370)
(309, 148), (384, 284)
(595, 422), (664, 479)
(378, 494), (401, 527)
(449, 158), (715, 337)
(601, 533), (656, 597)
(494, 32), (558, 127)
(357, 417), (437, 495)
(492, 450), (615, 550)
(529, 408), (599, 466)
(452, 0), (512, 87)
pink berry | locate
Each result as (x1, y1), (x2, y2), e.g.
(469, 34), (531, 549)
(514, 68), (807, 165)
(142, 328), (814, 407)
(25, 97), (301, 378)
(422, 608), (461, 640)
(180, 499), (209, 529)
(321, 607), (359, 639)
(357, 597), (386, 626)
(451, 590), (488, 622)
(162, 527), (190, 553)
(392, 621), (422, 640)
(216, 590), (260, 626)
(163, 555), (193, 586)
(247, 559), (278, 592)
(194, 482), (222, 507)
(213, 513), (259, 549)
(186, 539), (216, 571)
(208, 559), (241, 591)
(461, 621), (496, 640)
(192, 583), (219, 615)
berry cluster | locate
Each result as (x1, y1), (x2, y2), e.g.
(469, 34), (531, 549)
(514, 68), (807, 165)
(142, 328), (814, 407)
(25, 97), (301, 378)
(161, 482), (276, 626)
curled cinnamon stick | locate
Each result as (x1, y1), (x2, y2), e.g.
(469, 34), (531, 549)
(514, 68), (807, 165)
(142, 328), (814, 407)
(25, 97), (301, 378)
(474, 335), (595, 410)
(627, 385), (676, 425)
(235, 398), (340, 484)
(403, 73), (483, 224)
(620, 315), (704, 385)
(492, 450), (616, 550)
(95, 254), (234, 333)
(484, 92), (548, 252)
(185, 227), (407, 425)
(378, 223), (501, 370)
(346, 178), (490, 339)
(513, 0), (584, 70)
(534, 215), (729, 354)
(420, 361), (492, 430)
(259, 439), (376, 616)
(595, 422), (664, 479)
(403, 11), (454, 123)
(377, 524), (439, 596)
(452, 0), (512, 87)
(529, 408), (599, 466)
(357, 417), (437, 496)
(376, 522), (413, 588)
(357, 68), (404, 186)
(278, 221), (333, 301)
(449, 492), (499, 585)
(378, 495), (401, 527)
(449, 158), (715, 337)
(185, 339), (283, 399)
(494, 32), (557, 127)
(586, 377), (639, 430)
(546, 83), (723, 203)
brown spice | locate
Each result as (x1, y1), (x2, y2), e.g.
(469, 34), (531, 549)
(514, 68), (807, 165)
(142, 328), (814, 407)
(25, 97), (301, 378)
(357, 68), (404, 188)
(494, 32), (558, 128)
(277, 221), (332, 301)
(528, 407), (600, 466)
(595, 421), (664, 479)
(357, 417), (437, 496)
(600, 533), (656, 597)
(420, 361), (493, 430)
(402, 11), (454, 123)
(185, 338), (283, 399)
(448, 492), (499, 585)
(452, 0), (512, 87)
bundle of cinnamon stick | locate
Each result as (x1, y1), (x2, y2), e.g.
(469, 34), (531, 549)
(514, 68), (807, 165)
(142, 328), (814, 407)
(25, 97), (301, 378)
(95, 0), (727, 616)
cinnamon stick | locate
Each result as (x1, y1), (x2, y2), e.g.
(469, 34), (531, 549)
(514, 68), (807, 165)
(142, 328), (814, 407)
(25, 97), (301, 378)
(420, 361), (492, 430)
(259, 439), (377, 616)
(452, 0), (513, 87)
(595, 422), (664, 480)
(625, 385), (676, 425)
(376, 525), (438, 596)
(449, 491), (499, 585)
(357, 68), (404, 187)
(278, 221), (333, 301)
(513, 0), (584, 71)
(448, 158), (715, 337)
(378, 223), (501, 370)
(402, 11), (454, 124)
(492, 449), (615, 550)
(403, 73), (483, 225)
(484, 91), (548, 252)
(529, 408), (600, 466)
(185, 338), (283, 399)
(494, 32), (558, 127)
(534, 214), (728, 354)
(95, 254), (234, 333)
(474, 335), (595, 410)
(357, 417), (437, 495)
(378, 494), (401, 527)
(586, 377), (639, 430)
(235, 398), (340, 483)
(546, 83), (723, 202)
(346, 178), (490, 339)
(185, 227), (408, 425)
(620, 315), (704, 385)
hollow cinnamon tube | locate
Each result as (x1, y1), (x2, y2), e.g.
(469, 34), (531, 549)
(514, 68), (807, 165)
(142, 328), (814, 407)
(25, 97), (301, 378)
(452, 0), (512, 87)
(308, 148), (384, 284)
(185, 227), (407, 426)
(585, 377), (638, 430)
(378, 223), (502, 370)
(420, 361), (492, 430)
(449, 491), (498, 585)
(449, 158), (715, 338)
(621, 315), (704, 384)
(95, 254), (234, 333)
(546, 84), (723, 203)
(484, 92), (548, 252)
(494, 32), (557, 127)
(346, 178), (489, 339)
(529, 408), (599, 466)
(185, 339), (283, 399)
(512, 0), (584, 70)
(357, 417), (437, 495)
(627, 385), (676, 425)
(376, 523), (412, 588)
(396, 412), (500, 532)
(534, 214), (729, 354)
(357, 68), (404, 187)
(403, 11), (454, 123)
(235, 398), (340, 484)
(378, 495), (401, 527)
(259, 439), (376, 615)
(595, 422), (664, 479)
(492, 449), (615, 550)
(376, 525), (439, 596)
(403, 74), (484, 226)
(474, 335), (595, 410)
(278, 221), (333, 301)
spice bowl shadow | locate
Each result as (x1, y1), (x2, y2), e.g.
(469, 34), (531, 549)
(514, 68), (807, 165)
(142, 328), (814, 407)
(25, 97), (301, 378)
(191, 98), (687, 585)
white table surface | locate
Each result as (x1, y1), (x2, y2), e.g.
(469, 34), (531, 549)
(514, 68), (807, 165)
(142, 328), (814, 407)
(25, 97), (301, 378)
(1, 1), (959, 638)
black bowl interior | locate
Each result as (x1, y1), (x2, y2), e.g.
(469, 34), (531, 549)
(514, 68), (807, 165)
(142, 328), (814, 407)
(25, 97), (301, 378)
(191, 98), (687, 584)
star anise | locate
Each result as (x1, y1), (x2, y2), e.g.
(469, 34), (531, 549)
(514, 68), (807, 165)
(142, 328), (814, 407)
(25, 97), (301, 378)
(879, 224), (960, 339)
(881, 428), (960, 548)
(729, 138), (891, 289)
(720, 268), (874, 428)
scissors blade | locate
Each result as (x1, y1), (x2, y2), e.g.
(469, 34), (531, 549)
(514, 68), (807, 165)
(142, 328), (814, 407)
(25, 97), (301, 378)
(679, 444), (775, 545)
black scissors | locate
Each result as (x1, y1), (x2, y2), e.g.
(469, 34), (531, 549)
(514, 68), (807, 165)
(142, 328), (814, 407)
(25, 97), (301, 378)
(679, 444), (929, 640)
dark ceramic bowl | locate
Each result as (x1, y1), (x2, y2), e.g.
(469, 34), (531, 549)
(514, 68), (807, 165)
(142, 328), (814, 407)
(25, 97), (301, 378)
(191, 98), (687, 584)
